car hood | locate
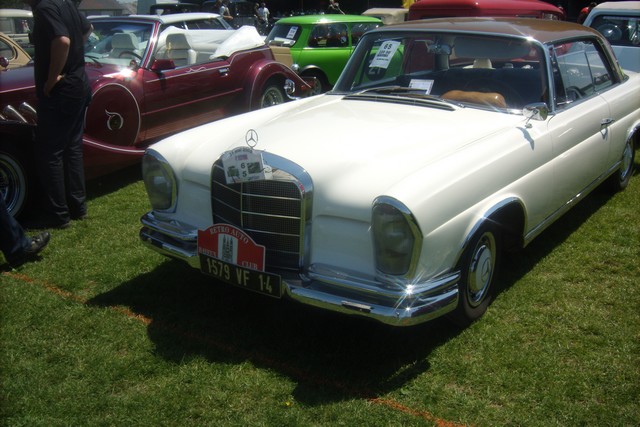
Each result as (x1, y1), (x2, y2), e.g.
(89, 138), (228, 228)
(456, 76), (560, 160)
(161, 94), (526, 219)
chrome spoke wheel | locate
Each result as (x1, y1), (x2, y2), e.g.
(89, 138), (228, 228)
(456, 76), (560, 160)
(260, 85), (285, 108)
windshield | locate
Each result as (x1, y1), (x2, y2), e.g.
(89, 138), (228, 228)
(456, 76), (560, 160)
(591, 14), (640, 47)
(85, 21), (154, 67)
(334, 31), (548, 111)
(266, 24), (302, 47)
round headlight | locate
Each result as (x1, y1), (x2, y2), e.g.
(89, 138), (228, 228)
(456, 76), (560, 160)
(142, 149), (177, 212)
(372, 197), (421, 276)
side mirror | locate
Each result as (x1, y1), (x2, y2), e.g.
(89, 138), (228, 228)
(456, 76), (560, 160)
(523, 102), (549, 128)
(150, 58), (176, 72)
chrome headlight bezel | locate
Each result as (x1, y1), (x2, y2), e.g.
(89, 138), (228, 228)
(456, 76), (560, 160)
(142, 149), (177, 212)
(372, 196), (422, 279)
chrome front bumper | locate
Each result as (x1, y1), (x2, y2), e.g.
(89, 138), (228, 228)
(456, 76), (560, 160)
(140, 212), (459, 326)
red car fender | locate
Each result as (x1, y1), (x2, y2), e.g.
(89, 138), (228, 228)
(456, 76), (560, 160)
(243, 59), (311, 110)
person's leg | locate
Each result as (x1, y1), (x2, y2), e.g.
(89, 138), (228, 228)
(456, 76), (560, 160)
(63, 94), (89, 219)
(35, 96), (71, 225)
(0, 196), (30, 260)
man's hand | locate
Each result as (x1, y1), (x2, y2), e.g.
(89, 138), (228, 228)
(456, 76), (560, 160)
(45, 36), (70, 97)
(44, 74), (64, 97)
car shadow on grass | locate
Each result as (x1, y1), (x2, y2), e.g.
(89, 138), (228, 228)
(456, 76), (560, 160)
(85, 164), (142, 201)
(88, 259), (460, 401)
(87, 171), (631, 403)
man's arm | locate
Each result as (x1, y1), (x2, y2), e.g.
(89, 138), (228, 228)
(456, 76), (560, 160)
(83, 23), (93, 44)
(44, 35), (70, 97)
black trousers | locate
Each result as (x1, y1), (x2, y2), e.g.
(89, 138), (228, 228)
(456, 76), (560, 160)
(35, 92), (91, 223)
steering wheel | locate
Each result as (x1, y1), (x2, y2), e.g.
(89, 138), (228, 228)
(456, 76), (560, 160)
(564, 86), (585, 102)
(118, 50), (142, 61)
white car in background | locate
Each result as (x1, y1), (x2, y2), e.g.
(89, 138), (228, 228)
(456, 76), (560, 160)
(0, 9), (33, 55)
(583, 1), (640, 72)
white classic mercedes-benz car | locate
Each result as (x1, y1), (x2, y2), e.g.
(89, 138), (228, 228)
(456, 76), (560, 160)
(140, 18), (640, 326)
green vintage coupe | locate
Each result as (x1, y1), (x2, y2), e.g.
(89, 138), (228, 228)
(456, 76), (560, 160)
(266, 14), (382, 93)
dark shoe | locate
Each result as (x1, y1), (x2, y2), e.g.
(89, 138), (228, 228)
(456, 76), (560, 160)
(71, 212), (87, 221)
(7, 232), (51, 267)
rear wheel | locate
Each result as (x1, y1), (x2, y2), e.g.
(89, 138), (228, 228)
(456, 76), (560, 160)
(0, 145), (31, 218)
(260, 84), (286, 108)
(451, 224), (501, 325)
(608, 138), (635, 192)
(302, 71), (329, 95)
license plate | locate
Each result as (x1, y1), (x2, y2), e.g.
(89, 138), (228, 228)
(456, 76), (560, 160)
(199, 254), (282, 298)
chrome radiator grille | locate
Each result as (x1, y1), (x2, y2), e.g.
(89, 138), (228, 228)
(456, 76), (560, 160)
(210, 160), (306, 271)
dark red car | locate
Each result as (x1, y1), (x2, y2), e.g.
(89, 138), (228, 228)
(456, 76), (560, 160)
(408, 0), (566, 21)
(0, 13), (310, 217)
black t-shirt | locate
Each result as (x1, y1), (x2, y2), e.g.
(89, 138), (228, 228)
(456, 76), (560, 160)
(30, 0), (90, 99)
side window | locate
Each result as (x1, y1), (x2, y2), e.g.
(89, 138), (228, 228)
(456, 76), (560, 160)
(351, 23), (380, 46)
(0, 38), (16, 60)
(308, 24), (328, 48)
(551, 40), (614, 110)
(186, 18), (226, 30)
(308, 24), (348, 48)
(591, 15), (640, 47)
(327, 24), (348, 48)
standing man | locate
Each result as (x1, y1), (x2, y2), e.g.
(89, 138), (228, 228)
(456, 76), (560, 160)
(257, 2), (270, 34)
(220, 0), (234, 23)
(24, 0), (92, 229)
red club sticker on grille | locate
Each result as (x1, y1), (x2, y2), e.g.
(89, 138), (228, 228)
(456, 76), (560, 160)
(198, 224), (266, 271)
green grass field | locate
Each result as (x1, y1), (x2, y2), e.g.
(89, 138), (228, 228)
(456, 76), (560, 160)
(1, 159), (638, 426)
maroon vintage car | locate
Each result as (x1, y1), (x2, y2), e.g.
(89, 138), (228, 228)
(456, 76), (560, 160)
(408, 0), (566, 21)
(0, 13), (310, 217)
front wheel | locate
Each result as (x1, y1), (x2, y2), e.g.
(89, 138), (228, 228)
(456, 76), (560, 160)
(0, 146), (31, 218)
(260, 84), (285, 108)
(451, 225), (501, 325)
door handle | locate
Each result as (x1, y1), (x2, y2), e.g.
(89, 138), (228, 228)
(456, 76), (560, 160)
(219, 67), (229, 76)
(601, 118), (615, 127)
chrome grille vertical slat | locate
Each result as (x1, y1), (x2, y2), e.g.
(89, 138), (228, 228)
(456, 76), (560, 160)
(210, 155), (311, 271)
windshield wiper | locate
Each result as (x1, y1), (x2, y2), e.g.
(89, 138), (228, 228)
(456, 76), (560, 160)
(345, 85), (461, 110)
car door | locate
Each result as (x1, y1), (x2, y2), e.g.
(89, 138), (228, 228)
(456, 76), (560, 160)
(141, 41), (237, 142)
(546, 40), (614, 209)
(300, 23), (352, 86)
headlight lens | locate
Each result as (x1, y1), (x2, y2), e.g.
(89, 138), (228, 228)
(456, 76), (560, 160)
(142, 150), (176, 212)
(372, 197), (421, 276)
